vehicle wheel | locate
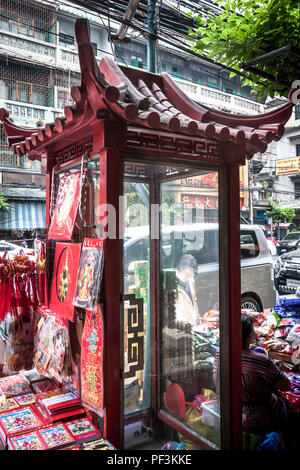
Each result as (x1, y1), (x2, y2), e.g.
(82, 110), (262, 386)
(241, 296), (261, 312)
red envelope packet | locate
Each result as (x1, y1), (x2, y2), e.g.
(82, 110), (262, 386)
(37, 423), (74, 449)
(45, 407), (86, 423)
(0, 406), (45, 443)
(37, 391), (81, 414)
(8, 430), (47, 450)
(0, 373), (31, 398)
(0, 397), (19, 413)
(65, 417), (101, 442)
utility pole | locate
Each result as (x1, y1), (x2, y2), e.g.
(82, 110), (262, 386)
(147, 0), (157, 73)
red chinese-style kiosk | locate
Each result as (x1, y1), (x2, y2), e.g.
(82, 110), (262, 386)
(0, 19), (296, 451)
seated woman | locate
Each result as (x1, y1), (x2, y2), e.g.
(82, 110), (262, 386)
(213, 314), (290, 436)
(241, 314), (290, 435)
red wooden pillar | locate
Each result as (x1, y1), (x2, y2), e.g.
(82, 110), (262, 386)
(222, 144), (243, 450)
(227, 162), (242, 449)
(93, 120), (126, 450)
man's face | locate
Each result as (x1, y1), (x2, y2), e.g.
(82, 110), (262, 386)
(180, 267), (195, 282)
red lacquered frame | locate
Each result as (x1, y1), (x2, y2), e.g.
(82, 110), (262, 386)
(0, 18), (294, 451)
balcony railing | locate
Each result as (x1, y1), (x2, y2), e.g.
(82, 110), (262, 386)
(173, 78), (264, 115)
(0, 31), (55, 58)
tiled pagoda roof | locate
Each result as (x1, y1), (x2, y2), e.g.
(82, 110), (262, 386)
(0, 19), (298, 162)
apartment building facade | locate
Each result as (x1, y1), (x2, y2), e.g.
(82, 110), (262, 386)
(0, 0), (267, 240)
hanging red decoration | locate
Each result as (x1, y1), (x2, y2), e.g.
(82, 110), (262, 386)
(0, 252), (37, 322)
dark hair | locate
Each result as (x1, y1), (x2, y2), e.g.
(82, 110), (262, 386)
(176, 254), (198, 274)
(241, 314), (253, 349)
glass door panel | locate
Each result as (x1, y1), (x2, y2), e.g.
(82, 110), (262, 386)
(160, 170), (221, 448)
(123, 181), (151, 418)
(122, 161), (221, 450)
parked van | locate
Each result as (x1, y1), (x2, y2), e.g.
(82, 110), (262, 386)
(124, 224), (276, 314)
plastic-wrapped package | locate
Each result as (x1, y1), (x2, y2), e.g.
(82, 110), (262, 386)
(286, 325), (300, 346)
(48, 170), (83, 240)
(3, 314), (35, 374)
(34, 314), (74, 383)
(73, 238), (104, 311)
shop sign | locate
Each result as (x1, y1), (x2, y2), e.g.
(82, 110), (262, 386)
(275, 157), (300, 175)
(180, 172), (218, 188)
(181, 194), (218, 209)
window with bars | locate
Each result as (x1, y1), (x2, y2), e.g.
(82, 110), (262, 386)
(0, 77), (53, 107)
(171, 66), (183, 79)
(0, 125), (23, 168)
(295, 105), (300, 121)
(296, 144), (300, 157)
(207, 78), (219, 89)
(158, 63), (167, 73)
(0, 0), (56, 44)
(131, 56), (146, 69)
(59, 33), (75, 49)
(295, 179), (300, 199)
(57, 89), (73, 109)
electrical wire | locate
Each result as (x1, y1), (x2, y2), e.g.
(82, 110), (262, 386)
(53, 0), (268, 86)
(0, 11), (261, 102)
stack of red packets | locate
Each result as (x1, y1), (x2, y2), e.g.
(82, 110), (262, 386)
(7, 417), (102, 450)
(36, 389), (85, 423)
(0, 374), (103, 450)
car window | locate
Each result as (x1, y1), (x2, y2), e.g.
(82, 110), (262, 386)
(0, 244), (14, 251)
(181, 230), (218, 265)
(283, 233), (300, 241)
(240, 231), (259, 258)
(124, 239), (149, 272)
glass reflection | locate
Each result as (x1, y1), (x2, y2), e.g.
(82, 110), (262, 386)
(160, 171), (220, 448)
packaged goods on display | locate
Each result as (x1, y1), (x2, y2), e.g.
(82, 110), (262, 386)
(0, 233), (112, 451)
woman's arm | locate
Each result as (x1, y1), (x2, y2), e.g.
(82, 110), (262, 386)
(274, 374), (291, 392)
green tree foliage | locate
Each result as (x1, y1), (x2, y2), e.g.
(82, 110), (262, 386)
(266, 199), (295, 223)
(187, 0), (300, 100)
(0, 192), (10, 211)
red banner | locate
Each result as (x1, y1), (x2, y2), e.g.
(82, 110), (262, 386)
(81, 305), (105, 417)
(49, 243), (82, 322)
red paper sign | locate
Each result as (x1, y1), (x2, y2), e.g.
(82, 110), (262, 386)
(81, 305), (105, 416)
(49, 243), (82, 321)
(48, 171), (82, 240)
